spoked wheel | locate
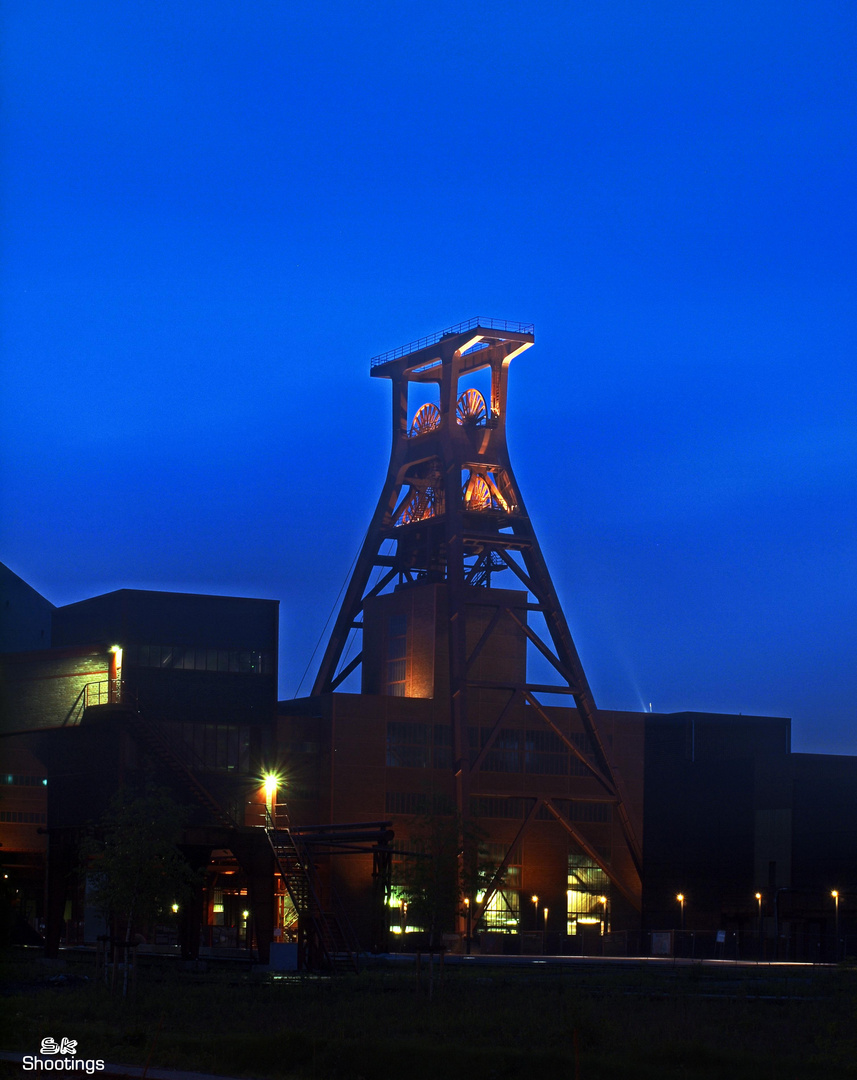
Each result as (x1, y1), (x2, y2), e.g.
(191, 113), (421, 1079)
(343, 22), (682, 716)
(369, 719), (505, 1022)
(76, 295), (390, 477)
(462, 473), (492, 511)
(409, 402), (441, 436)
(456, 389), (487, 426)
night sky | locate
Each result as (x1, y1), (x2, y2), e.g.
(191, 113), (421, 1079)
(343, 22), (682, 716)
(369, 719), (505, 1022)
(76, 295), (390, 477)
(2, 2), (855, 754)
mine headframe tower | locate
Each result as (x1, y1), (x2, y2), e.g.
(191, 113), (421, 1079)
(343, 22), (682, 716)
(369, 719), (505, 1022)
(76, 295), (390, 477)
(312, 317), (641, 912)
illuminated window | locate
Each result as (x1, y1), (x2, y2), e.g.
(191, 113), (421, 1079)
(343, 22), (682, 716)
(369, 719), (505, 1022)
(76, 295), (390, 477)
(567, 854), (610, 935)
(478, 888), (520, 933)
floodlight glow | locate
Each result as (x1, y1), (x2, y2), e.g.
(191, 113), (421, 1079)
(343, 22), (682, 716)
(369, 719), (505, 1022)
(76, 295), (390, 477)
(263, 774), (279, 800)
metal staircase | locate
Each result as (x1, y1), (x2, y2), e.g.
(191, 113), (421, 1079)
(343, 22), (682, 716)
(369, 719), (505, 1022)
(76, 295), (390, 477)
(125, 712), (240, 829)
(265, 807), (361, 974)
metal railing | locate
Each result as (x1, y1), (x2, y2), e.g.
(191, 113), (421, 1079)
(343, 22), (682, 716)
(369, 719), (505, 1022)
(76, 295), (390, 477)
(84, 679), (123, 707)
(370, 317), (534, 369)
(62, 679), (125, 725)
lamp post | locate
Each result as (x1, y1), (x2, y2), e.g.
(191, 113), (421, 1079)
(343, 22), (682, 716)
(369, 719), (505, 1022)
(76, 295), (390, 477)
(832, 891), (840, 962)
(755, 892), (763, 960)
(464, 897), (472, 955)
(531, 894), (539, 931)
(599, 894), (608, 935)
(677, 893), (685, 932)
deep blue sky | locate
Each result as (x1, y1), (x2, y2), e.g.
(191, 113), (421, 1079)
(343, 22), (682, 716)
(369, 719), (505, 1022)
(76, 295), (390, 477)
(2, 2), (855, 754)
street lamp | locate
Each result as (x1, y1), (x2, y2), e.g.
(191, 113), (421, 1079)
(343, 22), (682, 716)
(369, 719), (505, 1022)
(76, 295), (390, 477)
(677, 893), (685, 931)
(599, 894), (608, 934)
(263, 773), (279, 820)
(464, 897), (472, 955)
(543, 906), (549, 934)
(531, 894), (539, 930)
(832, 891), (840, 961)
(755, 892), (763, 960)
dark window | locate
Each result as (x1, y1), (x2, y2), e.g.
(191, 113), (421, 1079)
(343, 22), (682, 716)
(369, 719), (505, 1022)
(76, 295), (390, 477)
(386, 614), (408, 695)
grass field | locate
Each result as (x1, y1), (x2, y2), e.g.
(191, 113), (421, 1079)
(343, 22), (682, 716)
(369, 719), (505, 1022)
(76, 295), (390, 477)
(2, 951), (856, 1079)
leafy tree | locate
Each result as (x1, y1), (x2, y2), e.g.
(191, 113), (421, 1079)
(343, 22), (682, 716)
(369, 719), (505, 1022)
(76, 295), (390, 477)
(83, 785), (198, 955)
(394, 813), (497, 947)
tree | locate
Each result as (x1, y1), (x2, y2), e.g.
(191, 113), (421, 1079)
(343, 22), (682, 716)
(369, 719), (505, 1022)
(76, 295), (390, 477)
(394, 813), (497, 947)
(83, 785), (199, 988)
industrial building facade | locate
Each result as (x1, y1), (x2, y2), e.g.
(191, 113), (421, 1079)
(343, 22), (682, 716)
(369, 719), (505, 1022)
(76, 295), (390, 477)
(2, 319), (856, 962)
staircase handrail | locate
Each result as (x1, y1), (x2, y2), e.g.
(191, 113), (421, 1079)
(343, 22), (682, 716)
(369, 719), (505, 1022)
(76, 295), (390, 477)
(265, 809), (361, 972)
(130, 712), (240, 829)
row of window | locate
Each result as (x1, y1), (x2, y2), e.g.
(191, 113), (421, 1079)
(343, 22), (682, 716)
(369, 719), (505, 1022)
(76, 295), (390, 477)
(0, 811), (46, 824)
(385, 791), (455, 816)
(470, 796), (612, 822)
(385, 721), (596, 776)
(2, 774), (47, 787)
(164, 722), (252, 774)
(472, 727), (596, 776)
(383, 791), (612, 824)
(123, 644), (274, 675)
(386, 722), (453, 769)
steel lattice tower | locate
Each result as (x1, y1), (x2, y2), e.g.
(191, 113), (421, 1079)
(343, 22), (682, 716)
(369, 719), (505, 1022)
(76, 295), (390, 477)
(313, 318), (641, 913)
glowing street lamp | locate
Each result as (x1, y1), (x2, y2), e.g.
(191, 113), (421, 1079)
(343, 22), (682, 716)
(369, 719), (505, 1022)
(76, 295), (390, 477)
(832, 891), (840, 960)
(755, 892), (762, 917)
(532, 894), (539, 929)
(263, 773), (279, 819)
(599, 894), (608, 934)
(677, 893), (685, 931)
(543, 906), (549, 934)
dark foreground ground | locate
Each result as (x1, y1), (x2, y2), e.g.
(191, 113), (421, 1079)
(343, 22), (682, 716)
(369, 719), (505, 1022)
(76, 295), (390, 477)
(1, 949), (856, 1079)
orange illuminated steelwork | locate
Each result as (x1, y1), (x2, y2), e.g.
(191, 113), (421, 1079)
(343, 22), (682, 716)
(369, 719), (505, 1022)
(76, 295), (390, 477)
(312, 318), (643, 924)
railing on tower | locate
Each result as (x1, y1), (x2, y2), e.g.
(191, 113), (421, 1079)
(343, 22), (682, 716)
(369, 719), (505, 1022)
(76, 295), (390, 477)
(370, 317), (535, 368)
